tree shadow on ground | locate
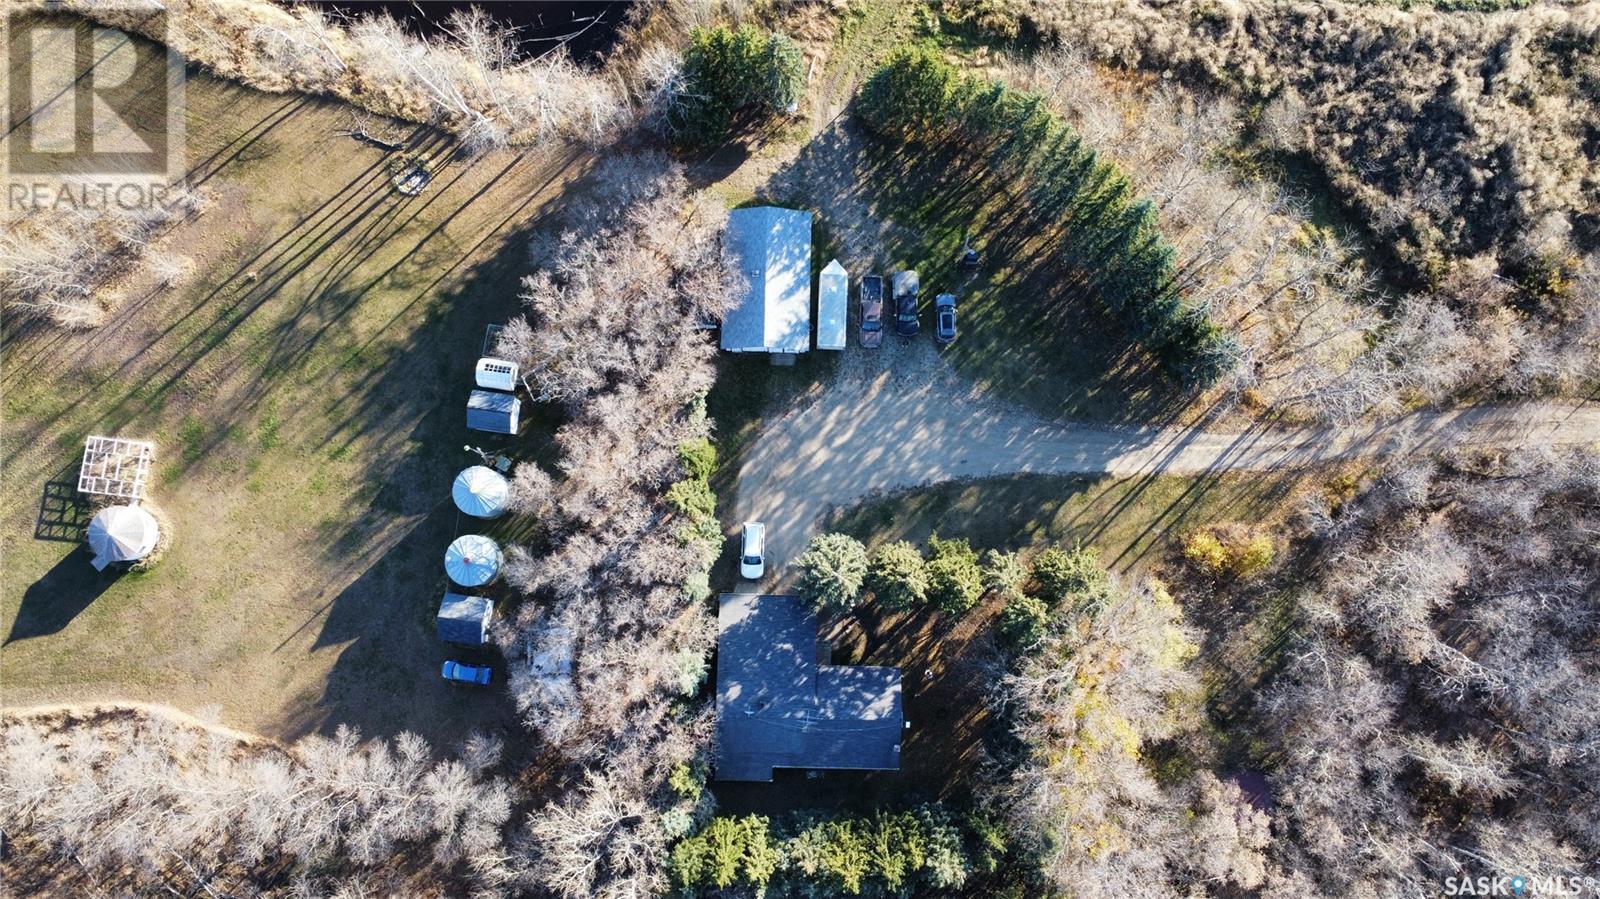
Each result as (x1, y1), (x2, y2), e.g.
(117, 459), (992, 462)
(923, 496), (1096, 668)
(5, 550), (122, 645)
(757, 117), (1196, 427)
(267, 151), (584, 748)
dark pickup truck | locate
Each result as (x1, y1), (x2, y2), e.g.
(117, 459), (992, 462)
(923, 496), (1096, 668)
(860, 274), (884, 348)
(892, 270), (919, 337)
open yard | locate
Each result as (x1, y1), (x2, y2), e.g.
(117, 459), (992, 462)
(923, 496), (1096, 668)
(1, 47), (585, 744)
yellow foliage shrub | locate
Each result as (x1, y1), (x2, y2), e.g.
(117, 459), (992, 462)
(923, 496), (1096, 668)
(1182, 527), (1275, 580)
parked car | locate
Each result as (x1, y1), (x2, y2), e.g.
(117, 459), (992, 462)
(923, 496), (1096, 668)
(859, 275), (884, 348)
(891, 270), (919, 337)
(739, 521), (766, 580)
(934, 293), (957, 344)
(442, 660), (492, 685)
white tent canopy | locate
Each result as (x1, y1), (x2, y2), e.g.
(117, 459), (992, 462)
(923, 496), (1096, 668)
(445, 535), (503, 587)
(87, 504), (159, 571)
(452, 466), (509, 518)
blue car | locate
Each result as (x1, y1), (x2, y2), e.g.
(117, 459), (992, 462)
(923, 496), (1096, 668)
(442, 660), (492, 685)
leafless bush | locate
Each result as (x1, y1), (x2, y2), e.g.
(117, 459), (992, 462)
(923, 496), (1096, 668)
(45, 0), (629, 149)
(1013, 0), (1599, 275)
(1257, 447), (1600, 891)
(487, 153), (737, 897)
(0, 711), (512, 895)
(518, 768), (665, 899)
(0, 186), (205, 328)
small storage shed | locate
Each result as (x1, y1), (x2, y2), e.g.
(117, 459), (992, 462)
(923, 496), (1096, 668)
(817, 259), (848, 351)
(467, 390), (520, 434)
(453, 465), (510, 518)
(86, 504), (160, 571)
(475, 357), (519, 392)
(437, 593), (494, 645)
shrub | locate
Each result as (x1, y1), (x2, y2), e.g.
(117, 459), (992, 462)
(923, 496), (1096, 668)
(669, 761), (707, 803)
(665, 478), (716, 522)
(866, 541), (930, 611)
(677, 805), (971, 895)
(668, 648), (710, 696)
(1228, 535), (1276, 578)
(677, 437), (716, 481)
(981, 548), (1027, 594)
(1181, 531), (1230, 575)
(1182, 527), (1276, 580)
(672, 25), (804, 146)
(963, 810), (1009, 876)
(797, 533), (869, 613)
(997, 592), (1050, 652)
(1029, 545), (1108, 607)
(925, 535), (984, 616)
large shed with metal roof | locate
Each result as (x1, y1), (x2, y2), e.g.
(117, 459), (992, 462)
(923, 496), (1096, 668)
(720, 207), (813, 354)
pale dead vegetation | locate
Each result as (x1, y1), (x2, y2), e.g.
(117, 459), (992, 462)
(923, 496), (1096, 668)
(1256, 447), (1600, 891)
(0, 186), (205, 328)
(490, 152), (737, 898)
(40, 0), (630, 151)
(0, 709), (513, 896)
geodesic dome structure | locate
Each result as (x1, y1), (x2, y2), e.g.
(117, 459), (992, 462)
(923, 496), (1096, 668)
(87, 504), (160, 571)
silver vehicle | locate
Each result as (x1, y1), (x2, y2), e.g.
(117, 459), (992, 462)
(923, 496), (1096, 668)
(934, 293), (957, 344)
(739, 521), (766, 580)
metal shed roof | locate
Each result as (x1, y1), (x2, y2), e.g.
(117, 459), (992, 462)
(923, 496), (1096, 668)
(437, 593), (493, 645)
(721, 207), (813, 354)
(467, 390), (520, 434)
(715, 593), (904, 782)
(817, 259), (848, 350)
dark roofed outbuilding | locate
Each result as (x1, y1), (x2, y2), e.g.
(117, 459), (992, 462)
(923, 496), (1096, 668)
(437, 593), (493, 645)
(715, 593), (903, 782)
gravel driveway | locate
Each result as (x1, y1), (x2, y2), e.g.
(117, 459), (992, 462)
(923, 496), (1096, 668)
(732, 347), (1600, 571)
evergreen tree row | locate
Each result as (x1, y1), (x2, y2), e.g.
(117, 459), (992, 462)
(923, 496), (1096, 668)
(668, 804), (1002, 896)
(857, 48), (1239, 386)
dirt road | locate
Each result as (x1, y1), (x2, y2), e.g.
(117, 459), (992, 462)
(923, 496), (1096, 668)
(732, 360), (1600, 570)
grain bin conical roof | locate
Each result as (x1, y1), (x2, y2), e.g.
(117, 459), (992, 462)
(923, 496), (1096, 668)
(445, 535), (502, 587)
(452, 466), (510, 518)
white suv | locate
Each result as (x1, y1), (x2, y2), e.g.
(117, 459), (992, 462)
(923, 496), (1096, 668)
(739, 522), (766, 580)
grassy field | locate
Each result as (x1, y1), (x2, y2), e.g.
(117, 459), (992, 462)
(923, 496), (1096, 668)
(1, 26), (587, 744)
(825, 467), (1345, 574)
